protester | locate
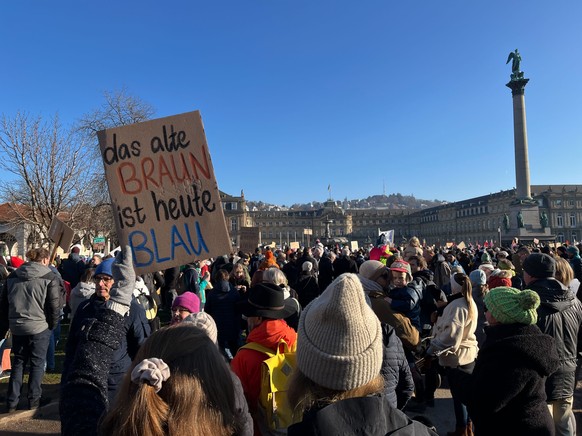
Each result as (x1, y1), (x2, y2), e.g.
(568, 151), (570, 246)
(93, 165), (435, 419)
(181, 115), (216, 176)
(566, 245), (582, 296)
(0, 247), (61, 412)
(554, 256), (580, 296)
(523, 253), (582, 436)
(170, 292), (201, 325)
(427, 272), (478, 436)
(317, 250), (335, 291)
(62, 257), (151, 404)
(468, 269), (488, 347)
(387, 260), (423, 330)
(58, 244), (86, 288)
(69, 268), (95, 318)
(356, 260), (414, 409)
(286, 273), (436, 435)
(295, 261), (320, 308)
(204, 269), (242, 360)
(403, 236), (423, 261)
(449, 287), (559, 435)
(409, 255), (446, 335)
(229, 262), (251, 296)
(231, 282), (297, 434)
(101, 325), (244, 436)
(333, 247), (358, 276)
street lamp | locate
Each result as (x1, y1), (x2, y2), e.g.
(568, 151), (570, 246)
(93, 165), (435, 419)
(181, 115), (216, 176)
(497, 227), (502, 247)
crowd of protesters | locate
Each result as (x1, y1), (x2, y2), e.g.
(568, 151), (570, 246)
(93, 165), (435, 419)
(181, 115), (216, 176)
(0, 235), (581, 435)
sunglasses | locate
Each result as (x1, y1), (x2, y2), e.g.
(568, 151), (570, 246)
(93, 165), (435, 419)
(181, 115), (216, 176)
(93, 276), (114, 284)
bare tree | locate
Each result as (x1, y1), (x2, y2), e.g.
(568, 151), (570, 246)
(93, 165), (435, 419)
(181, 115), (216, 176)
(76, 87), (154, 193)
(0, 112), (94, 246)
(74, 88), (155, 242)
(0, 89), (155, 252)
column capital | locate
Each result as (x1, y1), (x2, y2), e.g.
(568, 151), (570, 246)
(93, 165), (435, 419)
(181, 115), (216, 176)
(506, 78), (530, 96)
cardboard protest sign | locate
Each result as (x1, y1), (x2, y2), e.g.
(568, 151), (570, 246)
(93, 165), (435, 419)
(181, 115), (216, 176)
(48, 217), (75, 252)
(457, 241), (466, 250)
(97, 111), (231, 275)
(239, 227), (260, 253)
(350, 240), (359, 251)
(289, 241), (300, 250)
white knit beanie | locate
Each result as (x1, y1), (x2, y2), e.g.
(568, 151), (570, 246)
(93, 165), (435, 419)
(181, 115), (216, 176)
(182, 312), (218, 344)
(297, 273), (383, 391)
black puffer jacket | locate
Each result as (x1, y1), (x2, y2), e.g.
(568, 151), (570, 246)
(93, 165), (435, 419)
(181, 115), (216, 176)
(288, 395), (437, 435)
(380, 323), (414, 409)
(527, 277), (582, 400)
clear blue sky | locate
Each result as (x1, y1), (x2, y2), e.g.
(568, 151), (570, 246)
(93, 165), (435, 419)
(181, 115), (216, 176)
(1, 1), (581, 206)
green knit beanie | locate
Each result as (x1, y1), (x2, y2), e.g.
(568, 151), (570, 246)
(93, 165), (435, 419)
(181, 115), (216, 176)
(484, 287), (540, 325)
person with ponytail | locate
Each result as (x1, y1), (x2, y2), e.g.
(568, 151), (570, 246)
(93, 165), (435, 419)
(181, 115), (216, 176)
(427, 272), (478, 436)
(101, 325), (241, 436)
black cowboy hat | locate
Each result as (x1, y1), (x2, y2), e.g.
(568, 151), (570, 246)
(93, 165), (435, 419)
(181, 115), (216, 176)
(239, 282), (297, 319)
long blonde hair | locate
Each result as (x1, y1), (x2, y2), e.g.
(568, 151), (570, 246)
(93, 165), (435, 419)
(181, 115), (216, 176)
(101, 325), (238, 436)
(288, 370), (384, 417)
(554, 256), (574, 287)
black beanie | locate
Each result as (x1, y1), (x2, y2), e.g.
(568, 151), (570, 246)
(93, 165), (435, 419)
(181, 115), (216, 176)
(522, 253), (555, 278)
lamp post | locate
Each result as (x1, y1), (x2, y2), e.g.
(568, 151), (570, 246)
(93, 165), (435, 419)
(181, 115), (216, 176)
(497, 227), (502, 247)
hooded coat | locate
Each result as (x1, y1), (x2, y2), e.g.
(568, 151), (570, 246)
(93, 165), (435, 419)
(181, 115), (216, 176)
(449, 323), (559, 435)
(0, 261), (61, 337)
(527, 277), (582, 401)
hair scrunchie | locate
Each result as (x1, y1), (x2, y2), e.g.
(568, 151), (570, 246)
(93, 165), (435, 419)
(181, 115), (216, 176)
(131, 358), (170, 393)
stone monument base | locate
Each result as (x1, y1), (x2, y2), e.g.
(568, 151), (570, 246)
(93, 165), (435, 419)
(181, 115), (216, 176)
(501, 203), (553, 244)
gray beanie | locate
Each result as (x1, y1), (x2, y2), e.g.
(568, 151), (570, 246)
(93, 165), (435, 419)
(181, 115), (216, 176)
(297, 273), (383, 391)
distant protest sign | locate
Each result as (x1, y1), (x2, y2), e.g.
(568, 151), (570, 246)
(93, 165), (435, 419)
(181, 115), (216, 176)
(48, 217), (75, 252)
(377, 229), (394, 245)
(97, 111), (231, 275)
(239, 227), (260, 253)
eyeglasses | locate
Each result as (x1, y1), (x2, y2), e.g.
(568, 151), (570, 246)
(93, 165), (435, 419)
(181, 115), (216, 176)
(93, 276), (114, 284)
(172, 307), (191, 314)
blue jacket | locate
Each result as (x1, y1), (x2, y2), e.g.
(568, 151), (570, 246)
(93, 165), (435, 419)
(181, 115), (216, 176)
(388, 280), (423, 330)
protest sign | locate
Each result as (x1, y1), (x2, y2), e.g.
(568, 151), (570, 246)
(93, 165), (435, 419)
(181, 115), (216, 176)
(239, 227), (260, 253)
(48, 217), (75, 252)
(377, 229), (394, 245)
(290, 241), (300, 250)
(48, 217), (75, 263)
(97, 111), (231, 275)
(350, 240), (359, 251)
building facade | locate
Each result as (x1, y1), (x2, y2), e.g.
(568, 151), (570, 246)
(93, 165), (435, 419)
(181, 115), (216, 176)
(221, 185), (582, 250)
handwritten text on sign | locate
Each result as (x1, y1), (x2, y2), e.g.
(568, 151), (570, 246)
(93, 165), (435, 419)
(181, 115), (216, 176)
(98, 111), (231, 275)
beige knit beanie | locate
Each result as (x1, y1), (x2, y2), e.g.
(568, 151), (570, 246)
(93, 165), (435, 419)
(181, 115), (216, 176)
(297, 273), (383, 391)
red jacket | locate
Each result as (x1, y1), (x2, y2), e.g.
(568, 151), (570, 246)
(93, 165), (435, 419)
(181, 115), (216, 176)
(231, 319), (297, 425)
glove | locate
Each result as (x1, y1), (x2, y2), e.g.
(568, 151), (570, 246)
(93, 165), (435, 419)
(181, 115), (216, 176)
(106, 246), (136, 316)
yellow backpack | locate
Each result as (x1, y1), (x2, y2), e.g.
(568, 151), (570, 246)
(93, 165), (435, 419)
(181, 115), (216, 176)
(241, 339), (300, 432)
